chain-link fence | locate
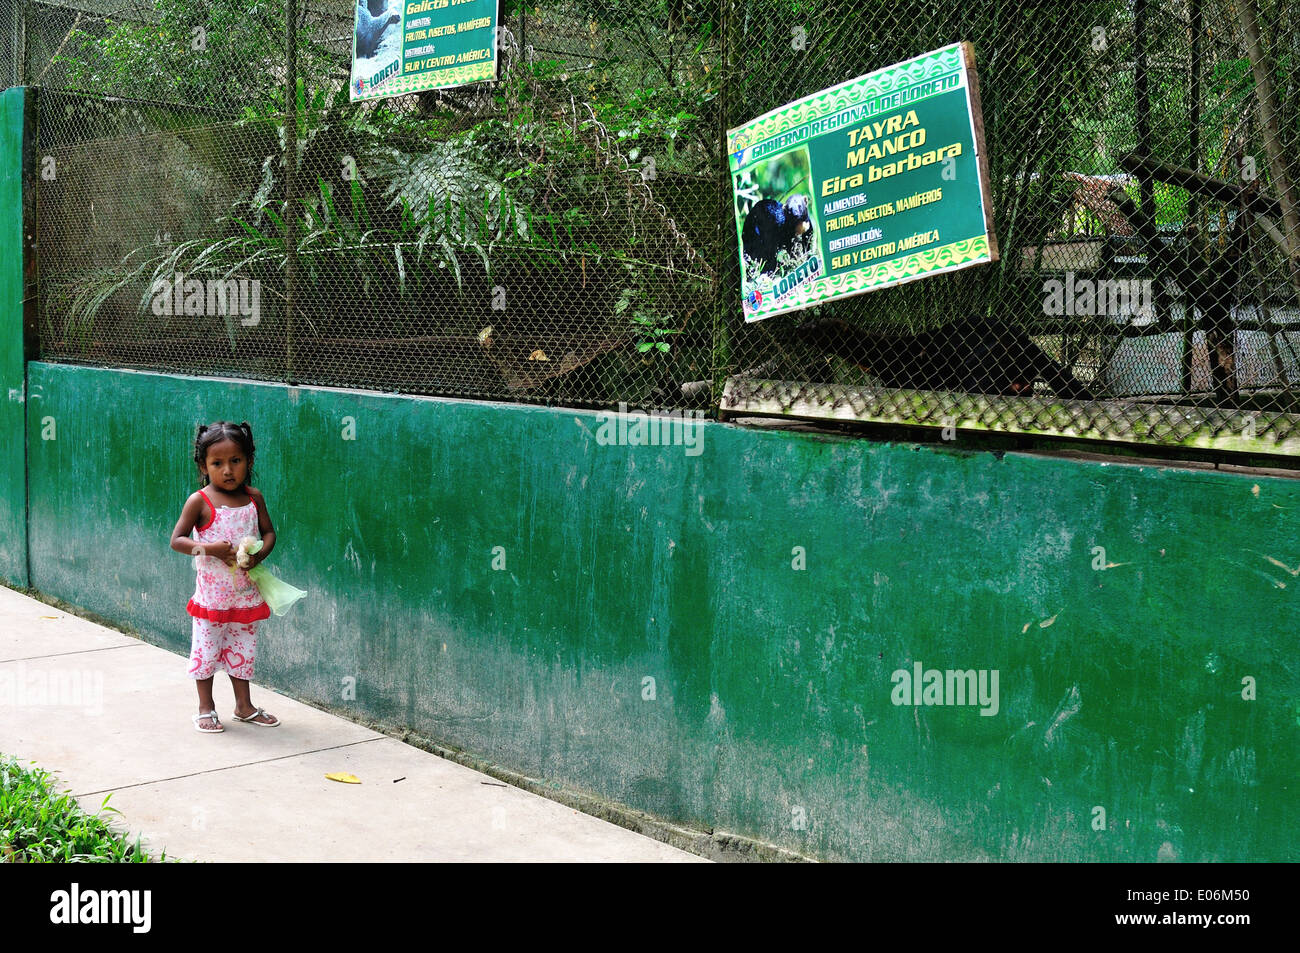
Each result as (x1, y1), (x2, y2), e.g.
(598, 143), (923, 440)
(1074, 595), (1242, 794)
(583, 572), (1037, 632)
(0, 1), (18, 88)
(15, 0), (1300, 453)
(29, 0), (719, 408)
(720, 0), (1300, 452)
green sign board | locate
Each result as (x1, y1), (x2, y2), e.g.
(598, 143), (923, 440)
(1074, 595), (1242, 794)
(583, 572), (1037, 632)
(726, 42), (998, 322)
(351, 0), (499, 102)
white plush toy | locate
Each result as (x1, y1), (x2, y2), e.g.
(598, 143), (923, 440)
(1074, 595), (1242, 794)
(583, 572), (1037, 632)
(229, 537), (307, 616)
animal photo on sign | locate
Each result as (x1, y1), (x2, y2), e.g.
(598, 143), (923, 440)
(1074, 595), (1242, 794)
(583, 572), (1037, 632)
(734, 148), (819, 310)
(355, 0), (403, 68)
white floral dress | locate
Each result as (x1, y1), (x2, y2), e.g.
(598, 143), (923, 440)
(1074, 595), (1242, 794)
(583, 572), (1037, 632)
(186, 490), (270, 680)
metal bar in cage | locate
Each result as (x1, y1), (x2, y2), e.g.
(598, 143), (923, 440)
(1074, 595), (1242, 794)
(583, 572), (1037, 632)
(1189, 0), (1202, 230)
(1248, 219), (1289, 387)
(1135, 0), (1154, 230)
(31, 10), (82, 85)
(1129, 6), (1175, 342)
(1119, 153), (1283, 219)
(1190, 0), (1206, 397)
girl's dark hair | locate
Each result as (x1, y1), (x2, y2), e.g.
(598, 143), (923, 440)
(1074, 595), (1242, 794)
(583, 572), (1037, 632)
(194, 420), (256, 489)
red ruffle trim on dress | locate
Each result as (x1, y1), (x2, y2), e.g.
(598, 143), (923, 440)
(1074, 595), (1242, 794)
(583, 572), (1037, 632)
(187, 599), (270, 623)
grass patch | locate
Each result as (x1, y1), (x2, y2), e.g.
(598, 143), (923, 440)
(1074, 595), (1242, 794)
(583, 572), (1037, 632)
(1, 755), (165, 862)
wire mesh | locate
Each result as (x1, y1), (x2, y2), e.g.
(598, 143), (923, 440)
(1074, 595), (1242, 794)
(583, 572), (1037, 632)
(719, 0), (1300, 452)
(0, 1), (18, 89)
(29, 0), (720, 408)
(18, 0), (1300, 453)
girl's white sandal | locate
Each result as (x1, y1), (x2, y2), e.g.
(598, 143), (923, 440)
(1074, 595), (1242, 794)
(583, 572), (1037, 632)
(192, 711), (224, 733)
(233, 707), (279, 727)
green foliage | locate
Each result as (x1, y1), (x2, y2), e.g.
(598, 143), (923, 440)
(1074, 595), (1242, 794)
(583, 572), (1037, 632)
(526, 0), (721, 172)
(592, 85), (705, 171)
(370, 130), (534, 280)
(55, 0), (337, 110)
(46, 0), (724, 370)
(617, 286), (682, 354)
(1, 756), (164, 862)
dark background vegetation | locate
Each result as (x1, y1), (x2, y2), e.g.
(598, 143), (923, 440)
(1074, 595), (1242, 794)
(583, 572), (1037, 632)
(8, 0), (1300, 445)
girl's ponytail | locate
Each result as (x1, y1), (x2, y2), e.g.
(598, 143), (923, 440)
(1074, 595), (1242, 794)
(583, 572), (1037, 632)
(193, 424), (210, 487)
(236, 421), (256, 488)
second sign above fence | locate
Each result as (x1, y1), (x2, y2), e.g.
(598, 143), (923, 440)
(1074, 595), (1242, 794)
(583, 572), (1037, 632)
(351, 0), (500, 102)
(727, 41), (1000, 322)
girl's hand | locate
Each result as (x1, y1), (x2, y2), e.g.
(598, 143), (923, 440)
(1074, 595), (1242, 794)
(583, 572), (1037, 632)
(202, 540), (237, 566)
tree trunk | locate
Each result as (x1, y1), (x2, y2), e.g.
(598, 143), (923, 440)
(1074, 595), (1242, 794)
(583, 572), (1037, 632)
(1234, 0), (1300, 293)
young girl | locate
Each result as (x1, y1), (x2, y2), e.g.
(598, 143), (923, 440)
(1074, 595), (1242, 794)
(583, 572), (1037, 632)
(169, 420), (282, 733)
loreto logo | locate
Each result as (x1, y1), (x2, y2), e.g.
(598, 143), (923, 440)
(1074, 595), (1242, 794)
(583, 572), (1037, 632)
(149, 271), (261, 326)
(891, 661), (1000, 716)
(49, 884), (151, 933)
(594, 402), (705, 457)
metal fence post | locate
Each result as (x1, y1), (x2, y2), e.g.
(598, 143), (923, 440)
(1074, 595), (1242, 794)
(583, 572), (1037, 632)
(712, 0), (732, 408)
(285, 0), (298, 383)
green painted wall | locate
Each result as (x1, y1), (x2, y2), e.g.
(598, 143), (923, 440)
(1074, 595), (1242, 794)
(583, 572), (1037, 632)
(22, 361), (1300, 861)
(0, 87), (28, 587)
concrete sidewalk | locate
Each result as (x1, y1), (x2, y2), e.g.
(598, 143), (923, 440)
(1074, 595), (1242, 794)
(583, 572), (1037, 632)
(0, 585), (703, 862)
